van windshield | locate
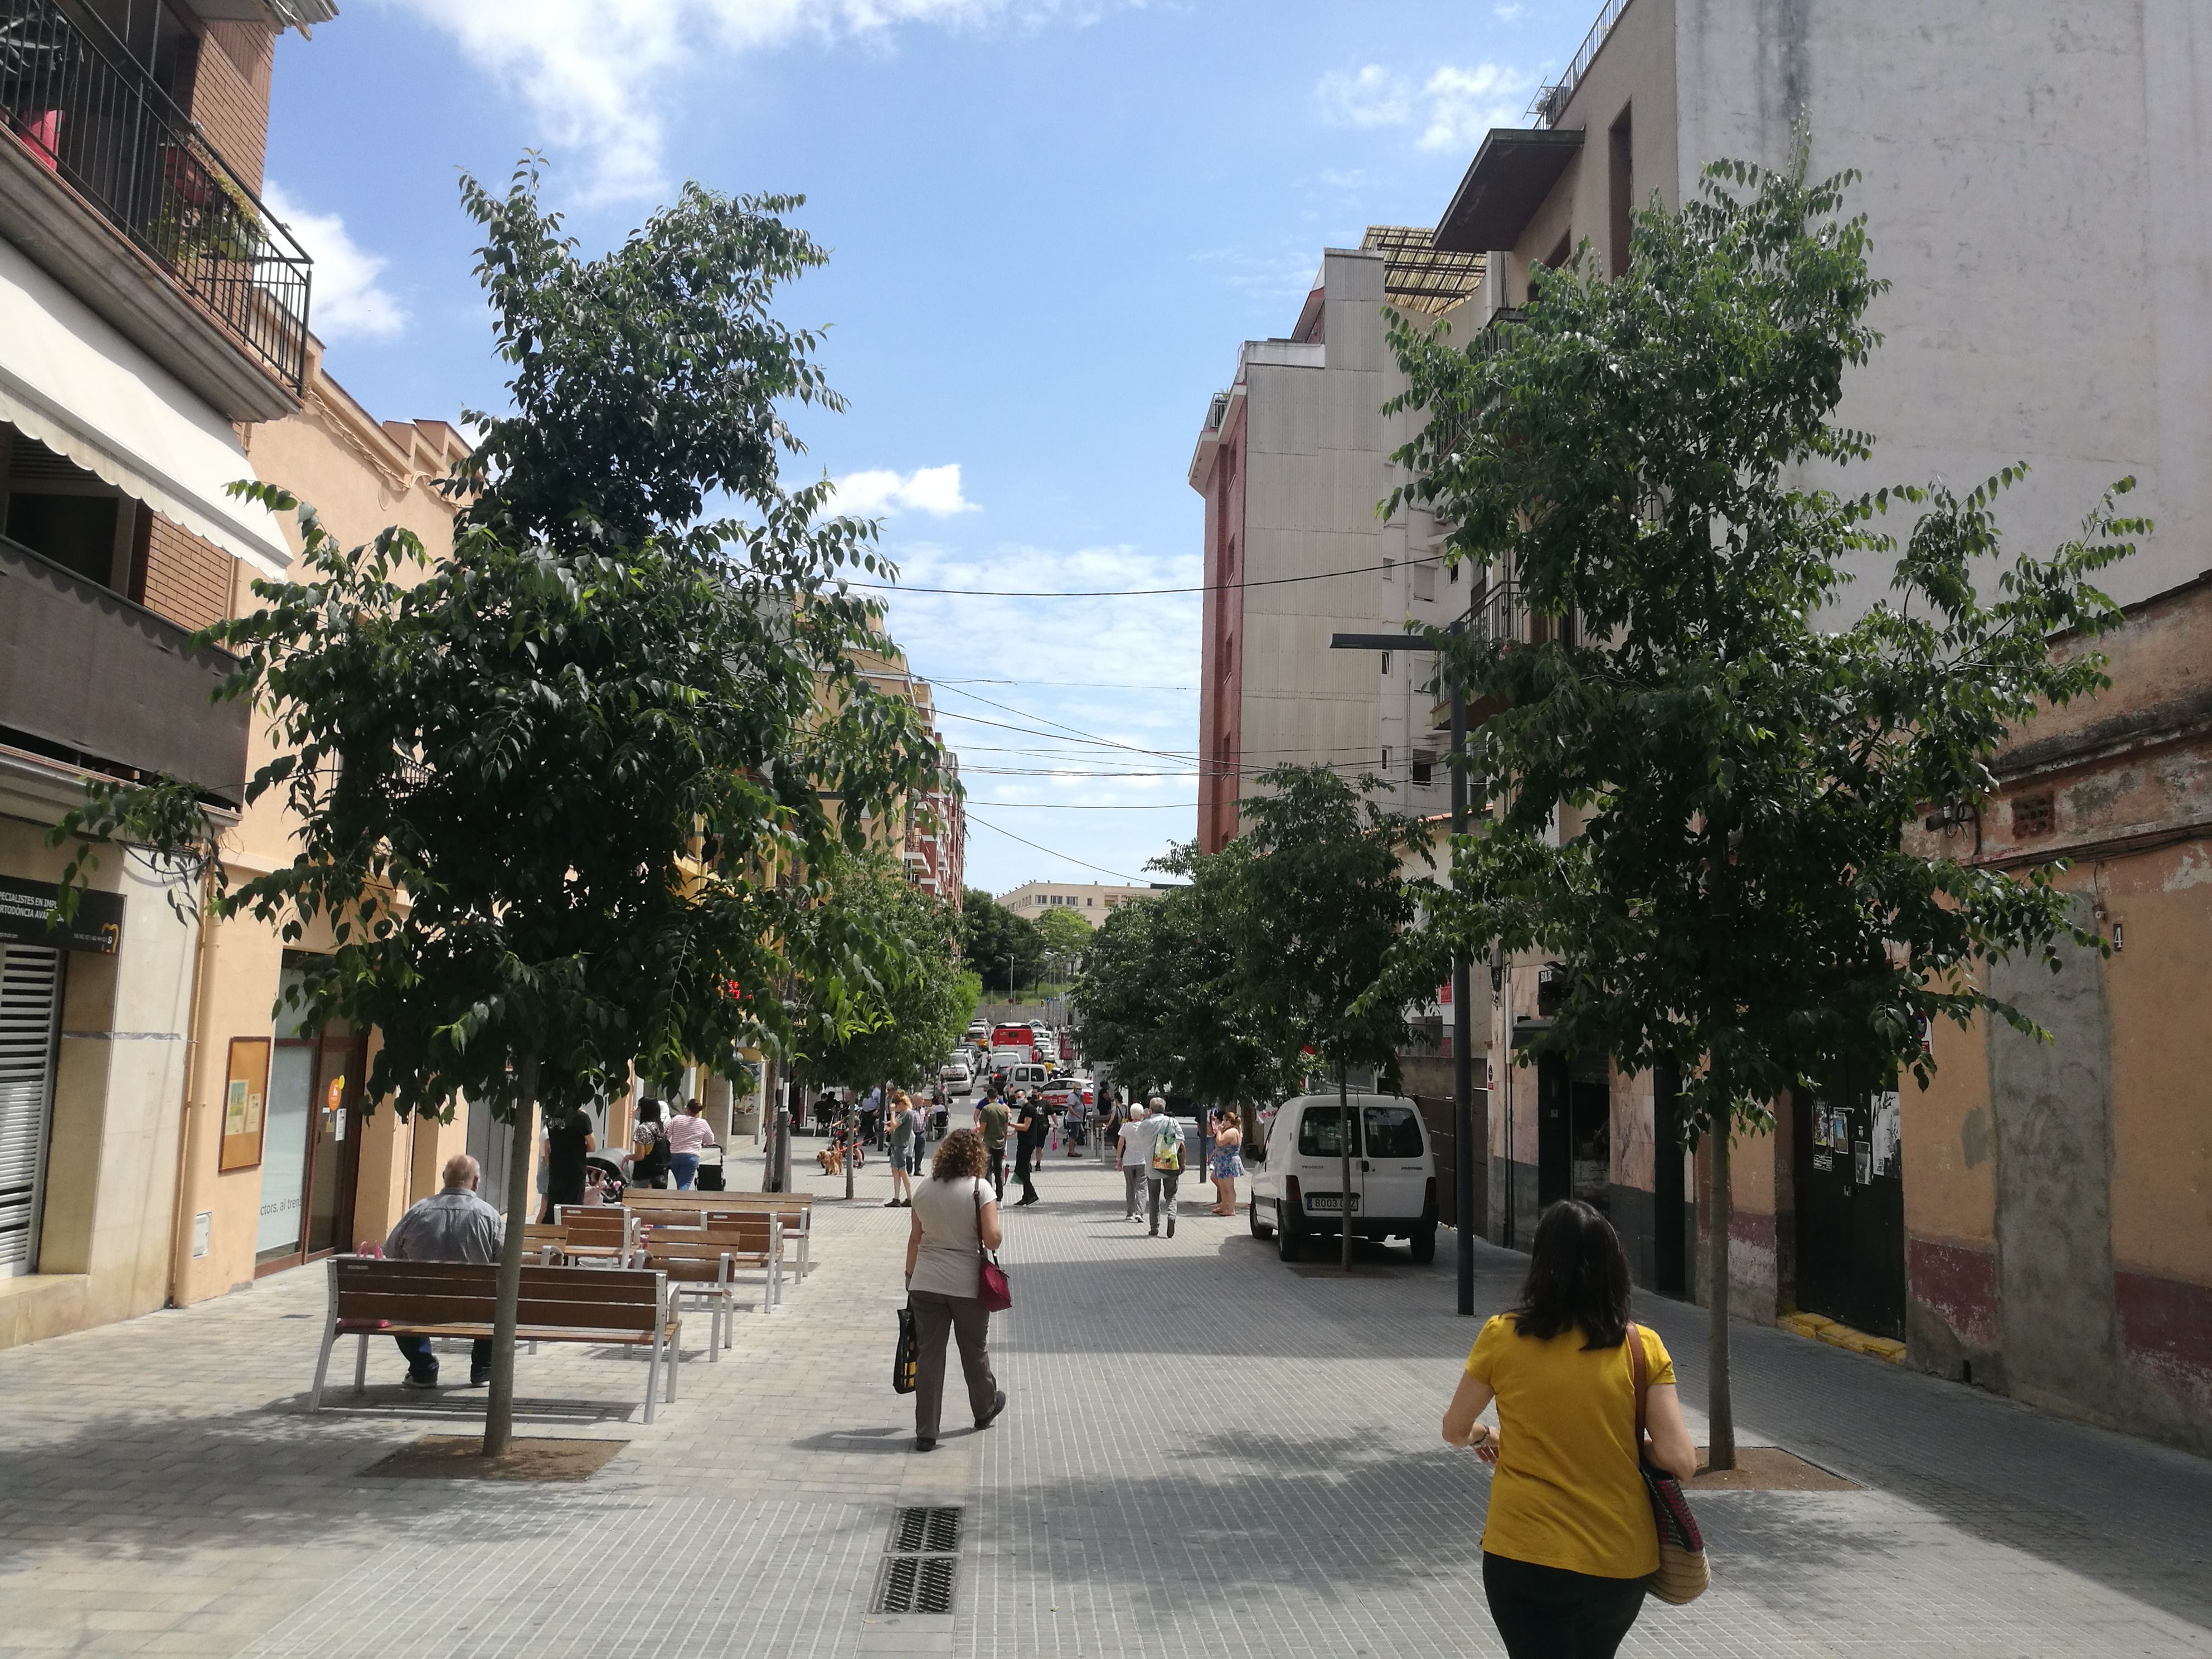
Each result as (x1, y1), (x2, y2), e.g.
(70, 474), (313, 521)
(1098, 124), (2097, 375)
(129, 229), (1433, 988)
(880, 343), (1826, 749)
(1363, 1105), (1423, 1158)
(1297, 1106), (1360, 1158)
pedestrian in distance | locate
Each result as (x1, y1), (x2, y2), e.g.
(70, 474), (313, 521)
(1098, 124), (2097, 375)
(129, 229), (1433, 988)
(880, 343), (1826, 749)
(385, 1153), (502, 1388)
(1144, 1098), (1185, 1238)
(886, 1089), (919, 1207)
(539, 1108), (595, 1222)
(902, 1127), (1010, 1452)
(1209, 1108), (1244, 1216)
(628, 1098), (671, 1190)
(1010, 1090), (1044, 1206)
(1116, 1097), (1154, 1221)
(666, 1098), (716, 1190)
(974, 1088), (1012, 1202)
(1441, 1199), (1699, 1659)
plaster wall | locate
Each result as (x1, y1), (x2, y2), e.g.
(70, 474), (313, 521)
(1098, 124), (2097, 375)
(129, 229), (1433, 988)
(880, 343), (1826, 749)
(1673, 0), (2212, 613)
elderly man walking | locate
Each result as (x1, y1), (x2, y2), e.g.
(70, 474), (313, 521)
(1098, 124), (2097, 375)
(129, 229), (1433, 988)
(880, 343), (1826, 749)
(1117, 1097), (1155, 1223)
(384, 1152), (504, 1389)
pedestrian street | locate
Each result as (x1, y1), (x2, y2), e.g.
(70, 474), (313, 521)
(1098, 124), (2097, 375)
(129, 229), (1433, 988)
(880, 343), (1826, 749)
(0, 1151), (2205, 1658)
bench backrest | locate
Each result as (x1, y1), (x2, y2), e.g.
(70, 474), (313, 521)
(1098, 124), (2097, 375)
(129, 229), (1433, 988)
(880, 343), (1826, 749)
(647, 1211), (782, 1245)
(639, 1242), (736, 1283)
(628, 1190), (810, 1216)
(330, 1257), (662, 1333)
(554, 1208), (634, 1248)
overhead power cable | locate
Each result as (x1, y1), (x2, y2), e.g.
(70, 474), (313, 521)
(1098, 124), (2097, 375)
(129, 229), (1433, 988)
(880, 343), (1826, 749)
(964, 813), (1156, 882)
(846, 553), (1442, 600)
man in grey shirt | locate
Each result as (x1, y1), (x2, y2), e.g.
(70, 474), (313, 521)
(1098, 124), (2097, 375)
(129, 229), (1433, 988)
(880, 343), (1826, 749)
(384, 1152), (505, 1388)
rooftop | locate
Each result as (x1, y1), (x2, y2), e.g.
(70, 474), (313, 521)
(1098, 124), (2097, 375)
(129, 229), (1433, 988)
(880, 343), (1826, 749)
(1360, 225), (1486, 316)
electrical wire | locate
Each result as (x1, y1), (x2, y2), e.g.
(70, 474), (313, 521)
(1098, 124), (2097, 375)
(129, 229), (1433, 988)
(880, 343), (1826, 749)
(964, 812), (1158, 882)
(842, 553), (1440, 601)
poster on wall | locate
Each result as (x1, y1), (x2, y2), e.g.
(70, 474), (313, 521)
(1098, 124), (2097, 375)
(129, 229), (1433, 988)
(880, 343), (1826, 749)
(1870, 1090), (1902, 1177)
(219, 1037), (271, 1172)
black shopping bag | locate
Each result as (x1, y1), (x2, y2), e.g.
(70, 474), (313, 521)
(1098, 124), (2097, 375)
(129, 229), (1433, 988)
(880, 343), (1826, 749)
(893, 1303), (919, 1395)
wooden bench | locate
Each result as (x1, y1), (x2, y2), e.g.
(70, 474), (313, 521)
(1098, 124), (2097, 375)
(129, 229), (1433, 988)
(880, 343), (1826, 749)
(309, 1257), (681, 1422)
(629, 1191), (813, 1277)
(552, 1207), (638, 1263)
(637, 1241), (743, 1356)
(640, 1214), (787, 1314)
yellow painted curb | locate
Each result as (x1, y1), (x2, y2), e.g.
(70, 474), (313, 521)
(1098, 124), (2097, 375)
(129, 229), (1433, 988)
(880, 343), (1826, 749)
(1782, 1311), (1907, 1364)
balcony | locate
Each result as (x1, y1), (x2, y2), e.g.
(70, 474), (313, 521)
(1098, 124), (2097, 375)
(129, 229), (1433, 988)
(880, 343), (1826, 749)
(0, 0), (311, 419)
(1431, 580), (1579, 730)
(0, 530), (248, 804)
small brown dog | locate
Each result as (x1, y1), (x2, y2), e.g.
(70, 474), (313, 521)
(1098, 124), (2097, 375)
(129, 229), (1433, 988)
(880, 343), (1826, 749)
(816, 1145), (843, 1175)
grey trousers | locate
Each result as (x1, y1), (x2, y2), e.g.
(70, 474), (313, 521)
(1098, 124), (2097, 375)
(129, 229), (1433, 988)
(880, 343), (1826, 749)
(1147, 1172), (1180, 1232)
(1123, 1166), (1145, 1216)
(910, 1290), (998, 1439)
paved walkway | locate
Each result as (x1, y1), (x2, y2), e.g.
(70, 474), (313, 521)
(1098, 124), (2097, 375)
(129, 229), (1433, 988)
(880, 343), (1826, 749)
(0, 1144), (2207, 1657)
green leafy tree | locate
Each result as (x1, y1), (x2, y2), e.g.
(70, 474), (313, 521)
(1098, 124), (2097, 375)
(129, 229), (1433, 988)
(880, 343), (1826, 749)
(1032, 904), (1094, 988)
(1230, 766), (1434, 1269)
(1073, 845), (1289, 1121)
(50, 163), (940, 1456)
(958, 887), (1042, 996)
(1386, 148), (2142, 1465)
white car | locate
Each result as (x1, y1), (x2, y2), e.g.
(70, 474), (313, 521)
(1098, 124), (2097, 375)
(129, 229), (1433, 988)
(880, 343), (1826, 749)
(1246, 1093), (1438, 1263)
(938, 1055), (974, 1098)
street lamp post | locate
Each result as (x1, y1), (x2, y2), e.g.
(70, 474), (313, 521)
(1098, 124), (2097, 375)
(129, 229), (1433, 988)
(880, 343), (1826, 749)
(1331, 627), (1481, 1317)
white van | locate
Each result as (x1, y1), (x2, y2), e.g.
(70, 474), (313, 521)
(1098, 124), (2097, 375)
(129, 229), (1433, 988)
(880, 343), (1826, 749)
(1246, 1093), (1438, 1263)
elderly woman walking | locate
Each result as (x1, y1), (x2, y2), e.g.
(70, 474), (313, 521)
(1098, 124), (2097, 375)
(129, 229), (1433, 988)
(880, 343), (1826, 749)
(1442, 1199), (1699, 1659)
(903, 1128), (1011, 1452)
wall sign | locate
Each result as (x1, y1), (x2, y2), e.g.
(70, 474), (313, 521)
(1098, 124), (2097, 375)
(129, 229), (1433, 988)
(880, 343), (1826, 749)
(0, 877), (123, 954)
(219, 1036), (270, 1172)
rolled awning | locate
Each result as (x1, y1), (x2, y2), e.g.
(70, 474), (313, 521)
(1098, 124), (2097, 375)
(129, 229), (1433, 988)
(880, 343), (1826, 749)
(0, 236), (290, 576)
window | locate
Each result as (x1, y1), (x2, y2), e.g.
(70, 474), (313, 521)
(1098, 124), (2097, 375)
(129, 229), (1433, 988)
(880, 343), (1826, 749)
(1381, 748), (1391, 770)
(1380, 651), (1392, 676)
(1364, 1106), (1424, 1159)
(1297, 1107), (1360, 1158)
(1410, 758), (1433, 787)
(2014, 793), (2055, 838)
(1413, 565), (1437, 603)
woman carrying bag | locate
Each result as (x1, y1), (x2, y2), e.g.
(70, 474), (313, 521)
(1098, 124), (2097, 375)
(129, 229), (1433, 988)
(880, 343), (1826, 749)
(902, 1128), (1011, 1452)
(1441, 1199), (1701, 1659)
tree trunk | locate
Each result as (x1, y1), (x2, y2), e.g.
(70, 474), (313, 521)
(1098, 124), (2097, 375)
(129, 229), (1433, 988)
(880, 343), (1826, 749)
(1339, 1062), (1355, 1272)
(1705, 1122), (1735, 1473)
(483, 1055), (539, 1459)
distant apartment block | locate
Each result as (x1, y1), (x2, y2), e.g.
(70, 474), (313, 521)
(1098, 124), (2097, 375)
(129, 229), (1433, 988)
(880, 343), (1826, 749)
(847, 646), (966, 903)
(997, 880), (1161, 926)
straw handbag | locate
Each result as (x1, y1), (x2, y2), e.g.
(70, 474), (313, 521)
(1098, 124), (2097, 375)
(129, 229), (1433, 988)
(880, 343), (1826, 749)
(1628, 1323), (1710, 1604)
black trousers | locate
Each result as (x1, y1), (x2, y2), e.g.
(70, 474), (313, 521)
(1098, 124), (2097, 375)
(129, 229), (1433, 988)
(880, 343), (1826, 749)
(1482, 1553), (1647, 1659)
(1013, 1147), (1036, 1201)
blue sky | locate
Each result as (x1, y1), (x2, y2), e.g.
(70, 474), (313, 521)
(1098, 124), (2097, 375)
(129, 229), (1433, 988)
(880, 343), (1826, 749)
(266, 0), (1602, 895)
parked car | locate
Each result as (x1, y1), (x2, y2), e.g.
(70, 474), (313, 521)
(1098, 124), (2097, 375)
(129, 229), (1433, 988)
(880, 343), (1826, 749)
(939, 1055), (974, 1098)
(1245, 1093), (1438, 1264)
(1039, 1075), (1093, 1110)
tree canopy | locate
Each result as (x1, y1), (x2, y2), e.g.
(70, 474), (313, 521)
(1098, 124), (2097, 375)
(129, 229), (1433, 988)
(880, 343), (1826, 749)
(1384, 145), (2143, 1458)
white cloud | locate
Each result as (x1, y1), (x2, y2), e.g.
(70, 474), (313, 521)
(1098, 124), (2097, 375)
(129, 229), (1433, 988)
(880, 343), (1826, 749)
(1316, 64), (1413, 129)
(831, 463), (980, 518)
(375, 0), (1112, 201)
(1314, 59), (1537, 155)
(264, 182), (407, 342)
(1494, 2), (1526, 21)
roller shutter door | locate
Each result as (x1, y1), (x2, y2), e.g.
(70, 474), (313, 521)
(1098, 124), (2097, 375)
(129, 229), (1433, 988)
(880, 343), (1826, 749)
(0, 942), (63, 1277)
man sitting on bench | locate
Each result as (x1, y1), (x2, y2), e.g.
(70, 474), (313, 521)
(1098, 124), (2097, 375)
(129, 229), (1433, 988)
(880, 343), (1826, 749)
(384, 1153), (504, 1389)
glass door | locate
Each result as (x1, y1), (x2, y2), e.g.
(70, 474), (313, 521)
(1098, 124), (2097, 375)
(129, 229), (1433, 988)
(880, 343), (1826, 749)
(255, 1041), (316, 1264)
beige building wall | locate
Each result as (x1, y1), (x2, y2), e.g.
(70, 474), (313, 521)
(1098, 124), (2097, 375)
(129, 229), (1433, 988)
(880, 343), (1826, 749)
(168, 340), (470, 1309)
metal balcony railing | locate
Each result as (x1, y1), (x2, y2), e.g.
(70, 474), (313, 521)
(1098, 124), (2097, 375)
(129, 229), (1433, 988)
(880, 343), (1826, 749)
(1530, 0), (1632, 128)
(0, 0), (312, 390)
(1472, 579), (1576, 649)
(1471, 304), (1527, 362)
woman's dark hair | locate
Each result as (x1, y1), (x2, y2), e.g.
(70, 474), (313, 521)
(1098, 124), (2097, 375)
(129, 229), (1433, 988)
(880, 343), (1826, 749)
(637, 1099), (663, 1124)
(932, 1128), (989, 1182)
(1508, 1200), (1632, 1349)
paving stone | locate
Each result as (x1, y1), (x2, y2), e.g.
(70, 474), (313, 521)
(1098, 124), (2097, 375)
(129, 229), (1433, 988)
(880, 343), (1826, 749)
(0, 1145), (2205, 1657)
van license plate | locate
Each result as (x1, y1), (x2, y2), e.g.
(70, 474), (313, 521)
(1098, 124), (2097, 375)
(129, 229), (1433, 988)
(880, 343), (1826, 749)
(1303, 1194), (1359, 1212)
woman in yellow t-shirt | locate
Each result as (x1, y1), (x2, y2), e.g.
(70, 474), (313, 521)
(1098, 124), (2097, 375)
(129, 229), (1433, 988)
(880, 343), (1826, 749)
(1442, 1199), (1698, 1658)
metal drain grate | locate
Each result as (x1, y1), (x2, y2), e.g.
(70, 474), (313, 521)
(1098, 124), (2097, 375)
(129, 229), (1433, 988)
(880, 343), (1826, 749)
(870, 1506), (962, 1613)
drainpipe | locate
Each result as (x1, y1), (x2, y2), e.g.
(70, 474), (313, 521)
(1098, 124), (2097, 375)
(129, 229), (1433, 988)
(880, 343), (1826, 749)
(166, 868), (219, 1306)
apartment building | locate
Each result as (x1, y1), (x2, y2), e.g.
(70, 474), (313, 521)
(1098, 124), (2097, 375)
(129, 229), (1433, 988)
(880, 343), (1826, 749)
(1189, 228), (1485, 854)
(846, 646), (966, 903)
(0, 0), (505, 1347)
(1418, 0), (2211, 1447)
(997, 880), (1160, 926)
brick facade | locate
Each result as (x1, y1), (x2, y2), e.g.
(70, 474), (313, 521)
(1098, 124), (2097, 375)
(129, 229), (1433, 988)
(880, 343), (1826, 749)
(140, 515), (232, 634)
(188, 23), (275, 195)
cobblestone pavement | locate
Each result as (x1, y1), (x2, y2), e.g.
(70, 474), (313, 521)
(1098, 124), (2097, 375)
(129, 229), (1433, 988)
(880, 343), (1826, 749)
(0, 1143), (2206, 1657)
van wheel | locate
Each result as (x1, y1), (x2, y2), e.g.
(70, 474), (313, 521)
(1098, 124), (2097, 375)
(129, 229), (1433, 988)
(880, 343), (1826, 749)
(1275, 1205), (1303, 1262)
(1250, 1196), (1275, 1240)
(1409, 1226), (1438, 1264)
